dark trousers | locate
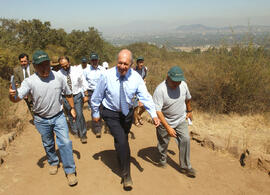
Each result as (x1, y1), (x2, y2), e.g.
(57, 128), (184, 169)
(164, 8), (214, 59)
(101, 106), (134, 177)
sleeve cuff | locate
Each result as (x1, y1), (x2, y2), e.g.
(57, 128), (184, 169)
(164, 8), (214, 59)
(92, 112), (100, 119)
(149, 111), (157, 119)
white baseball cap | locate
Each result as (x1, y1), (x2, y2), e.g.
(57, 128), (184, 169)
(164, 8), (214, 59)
(102, 61), (109, 68)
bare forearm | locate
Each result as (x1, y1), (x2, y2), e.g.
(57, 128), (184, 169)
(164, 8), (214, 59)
(186, 99), (192, 112)
(157, 111), (176, 137)
(157, 111), (171, 130)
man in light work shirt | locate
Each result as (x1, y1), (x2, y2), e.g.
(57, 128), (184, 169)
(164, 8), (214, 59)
(133, 56), (148, 127)
(91, 49), (160, 190)
(79, 56), (90, 71)
(153, 66), (196, 178)
(13, 53), (35, 118)
(9, 50), (78, 186)
(79, 56), (91, 105)
(59, 56), (89, 144)
(84, 53), (105, 138)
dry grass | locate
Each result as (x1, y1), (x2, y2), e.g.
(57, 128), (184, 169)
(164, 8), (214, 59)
(142, 109), (270, 157)
(190, 111), (270, 156)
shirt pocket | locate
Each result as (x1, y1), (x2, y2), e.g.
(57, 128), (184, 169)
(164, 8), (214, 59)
(125, 84), (137, 100)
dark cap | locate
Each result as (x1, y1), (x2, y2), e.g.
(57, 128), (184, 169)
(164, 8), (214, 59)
(32, 50), (50, 65)
(81, 57), (88, 63)
(90, 53), (99, 60)
(136, 56), (144, 62)
(168, 66), (185, 82)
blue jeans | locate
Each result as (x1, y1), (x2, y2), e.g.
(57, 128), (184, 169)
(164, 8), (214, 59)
(63, 93), (87, 138)
(34, 111), (76, 174)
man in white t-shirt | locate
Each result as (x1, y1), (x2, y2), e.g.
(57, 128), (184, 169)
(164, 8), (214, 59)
(153, 66), (195, 178)
(9, 50), (78, 186)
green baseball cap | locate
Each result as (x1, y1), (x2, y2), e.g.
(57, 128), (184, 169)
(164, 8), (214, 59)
(90, 53), (99, 60)
(168, 66), (185, 82)
(136, 56), (144, 62)
(32, 50), (50, 65)
(81, 57), (88, 63)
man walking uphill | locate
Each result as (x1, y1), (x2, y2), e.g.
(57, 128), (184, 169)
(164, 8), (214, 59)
(153, 66), (196, 178)
(9, 50), (78, 186)
(13, 53), (35, 118)
(83, 53), (105, 138)
(91, 49), (160, 190)
(133, 56), (148, 127)
(59, 56), (89, 144)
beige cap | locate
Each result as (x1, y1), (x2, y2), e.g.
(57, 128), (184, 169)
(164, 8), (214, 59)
(50, 56), (59, 66)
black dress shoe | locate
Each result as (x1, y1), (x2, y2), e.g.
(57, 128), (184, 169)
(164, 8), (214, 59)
(80, 136), (87, 144)
(96, 132), (101, 138)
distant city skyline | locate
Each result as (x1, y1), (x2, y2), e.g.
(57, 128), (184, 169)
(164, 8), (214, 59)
(0, 0), (270, 33)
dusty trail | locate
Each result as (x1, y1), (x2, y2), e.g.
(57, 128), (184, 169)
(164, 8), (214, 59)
(0, 104), (269, 195)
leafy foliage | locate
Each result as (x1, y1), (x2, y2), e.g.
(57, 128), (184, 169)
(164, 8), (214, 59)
(1, 18), (270, 117)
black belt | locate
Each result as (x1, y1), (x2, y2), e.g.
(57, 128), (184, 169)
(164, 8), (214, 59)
(62, 93), (81, 98)
(102, 105), (133, 114)
(34, 110), (63, 119)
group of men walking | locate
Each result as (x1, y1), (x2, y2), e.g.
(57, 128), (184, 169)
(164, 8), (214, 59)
(9, 49), (195, 190)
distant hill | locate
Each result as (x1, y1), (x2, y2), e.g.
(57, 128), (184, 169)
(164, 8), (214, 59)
(175, 24), (270, 33)
(103, 22), (270, 47)
(175, 24), (216, 32)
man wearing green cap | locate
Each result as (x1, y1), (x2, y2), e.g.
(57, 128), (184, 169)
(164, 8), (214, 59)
(153, 66), (196, 178)
(84, 53), (105, 138)
(9, 50), (78, 186)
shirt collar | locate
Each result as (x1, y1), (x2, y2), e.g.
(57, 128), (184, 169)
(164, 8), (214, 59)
(116, 67), (131, 81)
(21, 64), (29, 69)
(90, 65), (101, 70)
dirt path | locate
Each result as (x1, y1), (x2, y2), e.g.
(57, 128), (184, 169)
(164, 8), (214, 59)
(0, 105), (269, 195)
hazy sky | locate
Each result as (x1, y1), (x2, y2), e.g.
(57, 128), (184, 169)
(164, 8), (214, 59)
(1, 0), (270, 32)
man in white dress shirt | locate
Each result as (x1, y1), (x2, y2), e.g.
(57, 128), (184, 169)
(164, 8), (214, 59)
(59, 56), (89, 143)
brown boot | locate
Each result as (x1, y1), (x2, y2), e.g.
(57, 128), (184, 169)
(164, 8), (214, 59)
(49, 165), (58, 175)
(67, 173), (78, 186)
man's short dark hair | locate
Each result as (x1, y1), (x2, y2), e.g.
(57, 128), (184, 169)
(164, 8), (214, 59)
(18, 53), (29, 60)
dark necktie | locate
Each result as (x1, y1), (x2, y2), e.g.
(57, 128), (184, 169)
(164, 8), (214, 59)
(25, 68), (29, 78)
(67, 70), (72, 91)
(119, 76), (129, 116)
